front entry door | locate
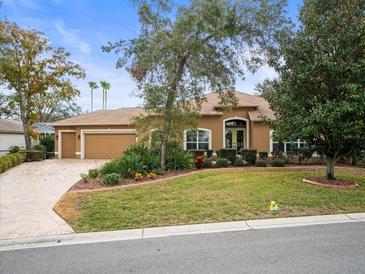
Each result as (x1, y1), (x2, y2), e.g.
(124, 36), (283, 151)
(225, 128), (245, 152)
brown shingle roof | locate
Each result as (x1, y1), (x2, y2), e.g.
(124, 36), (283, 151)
(0, 119), (24, 134)
(52, 92), (274, 126)
(51, 107), (145, 126)
(201, 92), (274, 121)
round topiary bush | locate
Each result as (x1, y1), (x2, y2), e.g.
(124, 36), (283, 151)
(216, 158), (229, 168)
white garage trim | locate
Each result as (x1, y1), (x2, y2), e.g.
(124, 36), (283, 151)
(80, 129), (137, 159)
(57, 130), (76, 159)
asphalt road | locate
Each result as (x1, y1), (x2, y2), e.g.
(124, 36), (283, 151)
(1, 222), (364, 274)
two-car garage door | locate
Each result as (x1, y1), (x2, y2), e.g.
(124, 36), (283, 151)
(84, 133), (136, 159)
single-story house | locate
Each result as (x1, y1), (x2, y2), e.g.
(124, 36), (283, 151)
(0, 119), (55, 155)
(0, 119), (26, 156)
(52, 91), (286, 159)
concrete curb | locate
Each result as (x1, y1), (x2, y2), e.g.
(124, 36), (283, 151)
(1, 213), (364, 252)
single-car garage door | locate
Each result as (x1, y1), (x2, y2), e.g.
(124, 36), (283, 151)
(84, 133), (136, 159)
(61, 132), (76, 159)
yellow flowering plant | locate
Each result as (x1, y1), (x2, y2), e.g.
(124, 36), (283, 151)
(147, 172), (157, 179)
(134, 172), (144, 181)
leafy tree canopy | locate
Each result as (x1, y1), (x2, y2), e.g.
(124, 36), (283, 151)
(0, 21), (85, 148)
(104, 0), (290, 168)
(259, 0), (365, 179)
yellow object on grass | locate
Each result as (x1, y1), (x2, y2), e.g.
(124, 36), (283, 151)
(269, 201), (278, 211)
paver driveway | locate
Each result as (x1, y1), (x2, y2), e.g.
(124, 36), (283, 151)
(0, 159), (106, 239)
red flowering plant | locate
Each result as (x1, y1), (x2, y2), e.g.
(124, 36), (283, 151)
(195, 155), (205, 169)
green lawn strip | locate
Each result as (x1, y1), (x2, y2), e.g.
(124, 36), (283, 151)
(66, 168), (365, 232)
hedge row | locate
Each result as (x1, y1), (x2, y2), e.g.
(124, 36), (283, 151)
(0, 153), (25, 173)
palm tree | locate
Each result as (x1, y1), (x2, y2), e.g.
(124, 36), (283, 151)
(100, 80), (111, 109)
(88, 81), (99, 112)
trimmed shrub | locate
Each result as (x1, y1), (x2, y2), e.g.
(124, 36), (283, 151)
(32, 144), (47, 159)
(101, 173), (122, 185)
(88, 168), (99, 179)
(8, 154), (18, 166)
(203, 158), (213, 168)
(0, 158), (11, 172)
(0, 153), (25, 172)
(256, 160), (267, 167)
(80, 173), (91, 183)
(233, 157), (245, 167)
(258, 152), (268, 160)
(241, 149), (257, 164)
(166, 142), (194, 171)
(217, 148), (236, 164)
(24, 150), (45, 161)
(32, 144), (47, 153)
(8, 145), (20, 154)
(271, 159), (285, 167)
(207, 150), (213, 158)
(216, 158), (229, 168)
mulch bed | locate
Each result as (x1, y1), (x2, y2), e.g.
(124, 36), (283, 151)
(303, 177), (360, 189)
(68, 170), (193, 192)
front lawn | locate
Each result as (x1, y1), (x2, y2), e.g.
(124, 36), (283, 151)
(54, 167), (365, 232)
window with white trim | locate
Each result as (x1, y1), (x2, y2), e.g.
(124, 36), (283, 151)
(186, 129), (210, 150)
(271, 132), (308, 155)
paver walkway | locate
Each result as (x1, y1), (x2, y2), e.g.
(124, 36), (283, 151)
(0, 159), (106, 239)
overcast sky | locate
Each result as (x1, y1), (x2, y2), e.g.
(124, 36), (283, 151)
(1, 0), (303, 112)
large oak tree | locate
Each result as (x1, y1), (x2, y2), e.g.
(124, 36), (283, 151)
(104, 0), (290, 169)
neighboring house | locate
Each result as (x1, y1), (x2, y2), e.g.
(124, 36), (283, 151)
(0, 119), (25, 156)
(0, 120), (55, 155)
(32, 123), (55, 141)
(52, 91), (280, 159)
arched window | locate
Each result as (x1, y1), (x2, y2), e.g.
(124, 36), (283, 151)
(185, 129), (211, 150)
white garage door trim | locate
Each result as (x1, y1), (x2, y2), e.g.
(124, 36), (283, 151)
(80, 129), (138, 159)
(57, 130), (76, 159)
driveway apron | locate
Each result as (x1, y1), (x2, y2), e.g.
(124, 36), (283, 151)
(0, 159), (106, 239)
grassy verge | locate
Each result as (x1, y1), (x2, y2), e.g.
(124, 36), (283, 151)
(54, 167), (365, 232)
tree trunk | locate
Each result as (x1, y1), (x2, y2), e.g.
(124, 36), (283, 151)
(160, 138), (167, 170)
(91, 89), (93, 112)
(21, 119), (32, 150)
(102, 89), (105, 110)
(326, 157), (337, 180)
(105, 92), (107, 109)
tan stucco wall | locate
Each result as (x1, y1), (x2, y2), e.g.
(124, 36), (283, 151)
(54, 109), (272, 159)
(250, 122), (271, 153)
(198, 108), (256, 151)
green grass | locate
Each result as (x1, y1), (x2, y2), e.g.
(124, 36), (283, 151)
(55, 167), (365, 232)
